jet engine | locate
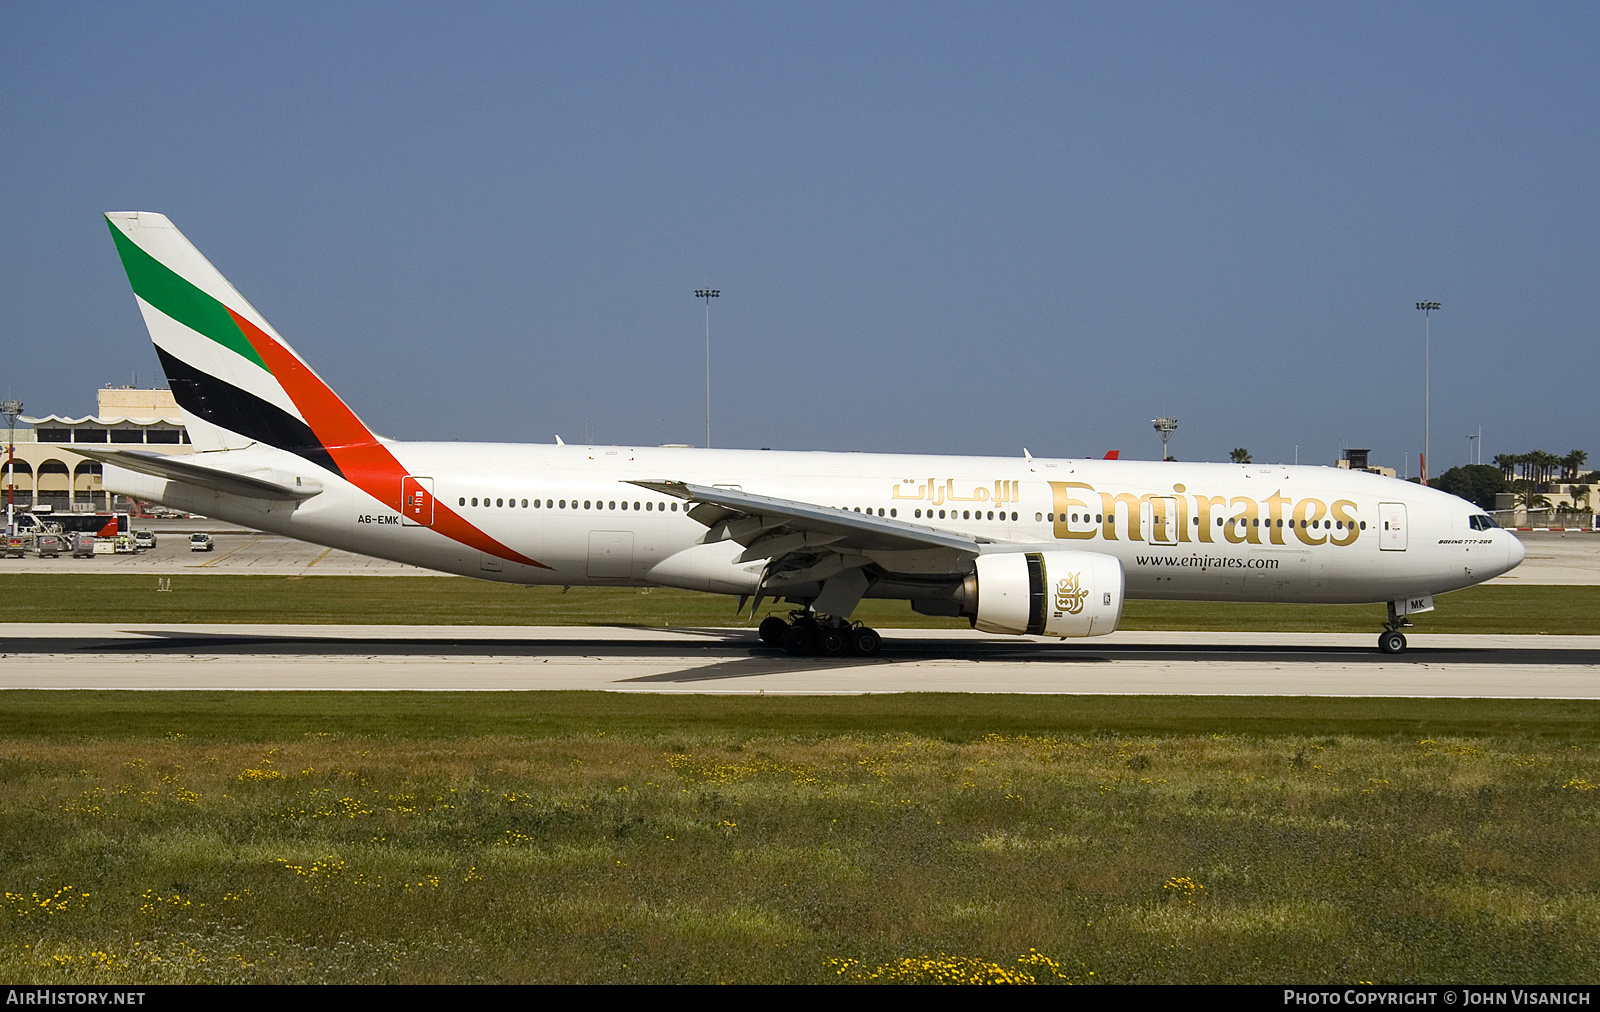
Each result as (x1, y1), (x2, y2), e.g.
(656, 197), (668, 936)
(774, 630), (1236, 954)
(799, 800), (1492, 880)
(963, 551), (1124, 637)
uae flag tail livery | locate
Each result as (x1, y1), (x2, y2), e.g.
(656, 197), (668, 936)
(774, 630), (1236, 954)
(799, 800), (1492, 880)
(105, 211), (376, 470)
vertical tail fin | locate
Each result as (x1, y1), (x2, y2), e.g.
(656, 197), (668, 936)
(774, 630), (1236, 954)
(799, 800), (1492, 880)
(106, 212), (548, 570)
(105, 211), (375, 477)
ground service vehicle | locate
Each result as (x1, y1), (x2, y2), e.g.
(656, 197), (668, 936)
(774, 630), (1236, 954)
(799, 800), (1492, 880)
(14, 512), (127, 538)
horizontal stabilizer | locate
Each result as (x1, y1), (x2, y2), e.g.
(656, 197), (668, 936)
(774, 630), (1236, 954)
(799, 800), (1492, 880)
(71, 448), (320, 501)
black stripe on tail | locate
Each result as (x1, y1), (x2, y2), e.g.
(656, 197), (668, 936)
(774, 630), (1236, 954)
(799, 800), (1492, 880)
(155, 346), (345, 479)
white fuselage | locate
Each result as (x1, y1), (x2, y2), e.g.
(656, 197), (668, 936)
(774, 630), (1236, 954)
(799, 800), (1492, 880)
(106, 442), (1524, 607)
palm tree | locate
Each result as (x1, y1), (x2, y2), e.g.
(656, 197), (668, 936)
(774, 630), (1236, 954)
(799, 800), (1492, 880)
(1514, 452), (1533, 483)
(1528, 450), (1560, 488)
(1562, 450), (1588, 481)
(1230, 448), (1252, 464)
(1513, 480), (1551, 512)
(1570, 485), (1591, 512)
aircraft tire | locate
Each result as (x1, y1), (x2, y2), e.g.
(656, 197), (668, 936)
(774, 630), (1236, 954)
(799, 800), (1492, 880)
(1379, 630), (1407, 655)
(848, 627), (882, 657)
(782, 623), (818, 657)
(758, 616), (788, 646)
(819, 627), (848, 656)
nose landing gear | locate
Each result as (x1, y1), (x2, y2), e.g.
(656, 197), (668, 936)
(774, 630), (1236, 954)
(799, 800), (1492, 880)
(1379, 601), (1411, 654)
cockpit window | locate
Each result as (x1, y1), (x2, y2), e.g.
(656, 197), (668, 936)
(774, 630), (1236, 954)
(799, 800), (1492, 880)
(1469, 515), (1498, 531)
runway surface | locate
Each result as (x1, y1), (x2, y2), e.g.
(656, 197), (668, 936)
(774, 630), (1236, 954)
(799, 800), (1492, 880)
(3, 624), (1597, 697)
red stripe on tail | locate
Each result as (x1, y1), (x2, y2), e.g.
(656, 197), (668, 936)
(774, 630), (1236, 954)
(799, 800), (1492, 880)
(226, 308), (548, 569)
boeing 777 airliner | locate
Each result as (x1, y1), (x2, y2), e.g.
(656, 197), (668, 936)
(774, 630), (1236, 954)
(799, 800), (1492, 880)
(84, 212), (1524, 656)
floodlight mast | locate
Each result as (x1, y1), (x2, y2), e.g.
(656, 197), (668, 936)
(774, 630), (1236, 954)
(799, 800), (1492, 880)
(1, 400), (20, 534)
(695, 289), (719, 448)
(1416, 302), (1440, 485)
(1152, 417), (1178, 460)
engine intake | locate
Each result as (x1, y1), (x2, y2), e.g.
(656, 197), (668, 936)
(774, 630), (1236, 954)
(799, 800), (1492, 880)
(965, 551), (1124, 637)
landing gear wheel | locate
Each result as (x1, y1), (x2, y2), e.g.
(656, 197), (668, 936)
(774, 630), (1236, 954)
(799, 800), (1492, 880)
(758, 616), (788, 646)
(848, 626), (882, 657)
(781, 623), (818, 657)
(818, 627), (848, 656)
(1379, 630), (1407, 655)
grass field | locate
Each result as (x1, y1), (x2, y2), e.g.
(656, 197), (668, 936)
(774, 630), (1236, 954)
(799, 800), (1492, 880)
(1, 692), (1597, 984)
(2, 574), (1599, 634)
(3, 577), (1596, 983)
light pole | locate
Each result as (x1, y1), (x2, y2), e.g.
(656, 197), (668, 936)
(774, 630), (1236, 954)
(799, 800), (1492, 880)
(1, 400), (20, 534)
(695, 289), (719, 448)
(1152, 417), (1178, 460)
(1467, 431), (1478, 467)
(1416, 302), (1440, 485)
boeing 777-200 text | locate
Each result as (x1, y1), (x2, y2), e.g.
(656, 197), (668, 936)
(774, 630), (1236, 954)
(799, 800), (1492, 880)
(85, 212), (1525, 656)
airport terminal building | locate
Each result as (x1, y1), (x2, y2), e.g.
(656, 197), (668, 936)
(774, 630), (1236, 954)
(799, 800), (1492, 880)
(3, 387), (191, 514)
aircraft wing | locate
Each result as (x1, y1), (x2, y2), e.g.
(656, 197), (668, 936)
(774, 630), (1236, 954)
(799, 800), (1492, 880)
(628, 479), (993, 555)
(72, 447), (321, 501)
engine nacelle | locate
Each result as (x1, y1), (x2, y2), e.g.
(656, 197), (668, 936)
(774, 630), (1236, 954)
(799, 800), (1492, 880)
(968, 551), (1124, 637)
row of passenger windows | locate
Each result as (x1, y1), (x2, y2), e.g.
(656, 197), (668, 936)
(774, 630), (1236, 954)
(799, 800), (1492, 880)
(842, 507), (1024, 521)
(459, 497), (682, 512)
(1033, 511), (1365, 531)
(911, 509), (1019, 521)
(452, 496), (1373, 533)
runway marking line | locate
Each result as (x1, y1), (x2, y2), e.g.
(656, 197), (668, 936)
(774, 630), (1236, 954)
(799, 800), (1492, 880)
(199, 536), (263, 568)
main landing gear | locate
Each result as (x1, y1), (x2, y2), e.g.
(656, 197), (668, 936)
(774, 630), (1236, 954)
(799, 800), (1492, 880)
(1378, 601), (1411, 655)
(759, 612), (883, 658)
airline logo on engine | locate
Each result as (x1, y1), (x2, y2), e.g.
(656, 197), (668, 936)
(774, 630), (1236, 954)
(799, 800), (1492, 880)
(1055, 573), (1088, 615)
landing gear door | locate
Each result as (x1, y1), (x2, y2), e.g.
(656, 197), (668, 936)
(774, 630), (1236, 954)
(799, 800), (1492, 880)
(1143, 496), (1179, 546)
(402, 476), (434, 527)
(1379, 502), (1407, 551)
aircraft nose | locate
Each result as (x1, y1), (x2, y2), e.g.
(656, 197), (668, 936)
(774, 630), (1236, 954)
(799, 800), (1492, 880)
(1506, 532), (1526, 570)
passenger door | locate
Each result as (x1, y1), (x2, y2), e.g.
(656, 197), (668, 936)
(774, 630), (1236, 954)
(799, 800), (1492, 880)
(401, 476), (434, 527)
(1142, 496), (1179, 546)
(1379, 502), (1407, 551)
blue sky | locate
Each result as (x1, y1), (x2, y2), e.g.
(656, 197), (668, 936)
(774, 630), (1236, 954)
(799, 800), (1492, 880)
(3, 2), (1596, 471)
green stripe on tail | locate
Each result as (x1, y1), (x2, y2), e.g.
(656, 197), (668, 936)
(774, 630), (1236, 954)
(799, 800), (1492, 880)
(106, 219), (267, 370)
